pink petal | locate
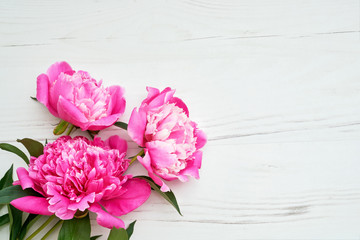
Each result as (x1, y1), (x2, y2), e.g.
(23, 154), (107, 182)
(57, 96), (89, 130)
(137, 151), (170, 192)
(105, 135), (128, 155)
(162, 87), (176, 104)
(36, 74), (49, 105)
(68, 192), (95, 211)
(169, 97), (189, 116)
(46, 61), (73, 84)
(193, 150), (203, 169)
(89, 203), (125, 229)
(100, 178), (151, 216)
(146, 86), (160, 97)
(146, 141), (177, 169)
(142, 87), (160, 105)
(147, 88), (175, 109)
(154, 170), (178, 182)
(149, 172), (170, 192)
(12, 180), (20, 186)
(136, 151), (152, 175)
(128, 108), (147, 147)
(49, 75), (75, 113)
(36, 74), (59, 117)
(179, 151), (202, 180)
(11, 196), (52, 215)
(47, 189), (75, 219)
(195, 129), (207, 149)
(16, 167), (34, 190)
(108, 85), (126, 115)
(87, 113), (122, 131)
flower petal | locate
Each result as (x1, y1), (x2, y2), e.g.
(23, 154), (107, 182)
(108, 85), (126, 115)
(137, 151), (170, 192)
(16, 167), (34, 190)
(36, 74), (49, 105)
(105, 135), (128, 155)
(89, 203), (125, 229)
(195, 129), (207, 149)
(146, 87), (175, 109)
(146, 141), (178, 169)
(100, 178), (151, 216)
(179, 151), (202, 180)
(142, 86), (160, 105)
(57, 96), (89, 130)
(46, 61), (73, 84)
(49, 76), (75, 114)
(36, 73), (60, 117)
(169, 97), (189, 117)
(11, 196), (52, 215)
(68, 192), (95, 211)
(86, 113), (122, 131)
(128, 108), (147, 147)
(47, 188), (76, 219)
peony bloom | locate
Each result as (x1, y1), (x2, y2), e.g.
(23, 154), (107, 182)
(11, 136), (151, 229)
(128, 87), (207, 192)
(36, 61), (126, 131)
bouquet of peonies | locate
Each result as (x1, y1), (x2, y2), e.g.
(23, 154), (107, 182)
(0, 62), (206, 240)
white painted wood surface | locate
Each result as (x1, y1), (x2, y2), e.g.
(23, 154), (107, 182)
(1, 0), (360, 239)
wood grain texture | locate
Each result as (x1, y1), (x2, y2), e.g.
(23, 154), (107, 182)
(1, 0), (360, 239)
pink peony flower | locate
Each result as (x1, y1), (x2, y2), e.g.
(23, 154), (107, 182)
(128, 87), (207, 192)
(36, 61), (126, 131)
(11, 136), (151, 229)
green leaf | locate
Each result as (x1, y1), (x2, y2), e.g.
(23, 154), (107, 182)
(114, 122), (128, 130)
(108, 227), (128, 240)
(53, 120), (69, 135)
(30, 96), (38, 101)
(0, 213), (9, 227)
(135, 176), (182, 215)
(17, 138), (44, 158)
(0, 143), (29, 165)
(90, 235), (102, 240)
(8, 204), (22, 240)
(0, 166), (14, 210)
(0, 185), (42, 204)
(126, 220), (136, 239)
(0, 165), (13, 190)
(58, 214), (91, 240)
(18, 214), (40, 240)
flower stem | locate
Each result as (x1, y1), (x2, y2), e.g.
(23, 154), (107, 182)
(26, 215), (55, 240)
(66, 124), (74, 136)
(19, 214), (42, 240)
(129, 149), (144, 165)
(40, 220), (63, 240)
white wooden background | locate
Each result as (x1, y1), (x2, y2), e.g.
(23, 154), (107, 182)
(1, 0), (360, 239)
